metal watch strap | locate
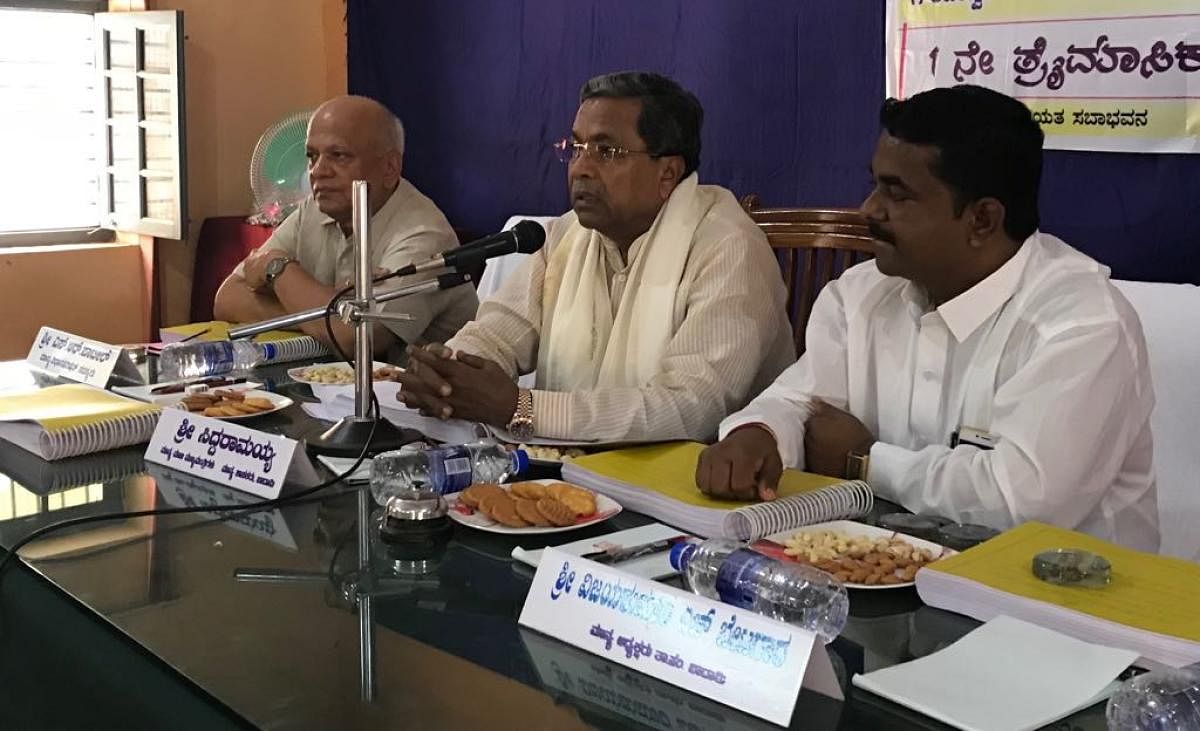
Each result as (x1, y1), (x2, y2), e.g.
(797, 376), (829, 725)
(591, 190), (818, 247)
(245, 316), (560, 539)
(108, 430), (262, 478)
(506, 388), (534, 434)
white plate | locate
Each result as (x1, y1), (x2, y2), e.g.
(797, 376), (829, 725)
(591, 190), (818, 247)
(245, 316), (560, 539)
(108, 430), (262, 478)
(114, 378), (261, 404)
(166, 389), (294, 420)
(287, 361), (398, 386)
(446, 479), (622, 535)
(757, 519), (956, 590)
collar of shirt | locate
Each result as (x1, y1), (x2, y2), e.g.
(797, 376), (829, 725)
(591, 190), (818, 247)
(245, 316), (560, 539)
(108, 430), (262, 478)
(901, 233), (1038, 343)
(316, 179), (411, 239)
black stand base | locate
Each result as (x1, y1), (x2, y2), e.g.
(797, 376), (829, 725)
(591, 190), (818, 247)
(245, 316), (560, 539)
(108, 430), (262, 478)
(305, 416), (409, 457)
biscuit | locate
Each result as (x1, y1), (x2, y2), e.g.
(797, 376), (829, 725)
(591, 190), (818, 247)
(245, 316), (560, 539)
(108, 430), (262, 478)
(545, 482), (596, 516)
(535, 497), (576, 527)
(515, 498), (550, 526)
(203, 406), (225, 417)
(212, 389), (244, 401)
(479, 492), (526, 527)
(242, 397), (275, 410)
(510, 481), (548, 500)
(226, 402), (261, 415)
(460, 483), (504, 509)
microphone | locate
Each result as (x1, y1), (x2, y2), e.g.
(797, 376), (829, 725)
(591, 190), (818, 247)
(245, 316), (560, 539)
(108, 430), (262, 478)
(390, 219), (546, 277)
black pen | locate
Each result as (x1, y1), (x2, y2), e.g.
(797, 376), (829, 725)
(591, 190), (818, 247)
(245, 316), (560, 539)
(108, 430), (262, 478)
(582, 536), (690, 565)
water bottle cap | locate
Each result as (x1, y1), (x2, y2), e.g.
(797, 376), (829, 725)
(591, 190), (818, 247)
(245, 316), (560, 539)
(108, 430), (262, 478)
(669, 541), (695, 571)
(511, 449), (529, 474)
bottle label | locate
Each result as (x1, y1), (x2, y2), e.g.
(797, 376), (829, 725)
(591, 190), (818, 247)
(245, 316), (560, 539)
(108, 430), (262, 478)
(714, 548), (772, 609)
(429, 446), (473, 494)
(205, 342), (236, 375)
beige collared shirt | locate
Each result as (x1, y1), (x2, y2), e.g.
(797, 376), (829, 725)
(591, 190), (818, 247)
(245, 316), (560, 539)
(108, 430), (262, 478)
(722, 232), (1159, 551)
(238, 178), (478, 347)
(447, 195), (796, 443)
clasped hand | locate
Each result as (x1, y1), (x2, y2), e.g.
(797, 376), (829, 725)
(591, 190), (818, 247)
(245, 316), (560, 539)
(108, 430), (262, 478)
(395, 344), (519, 426)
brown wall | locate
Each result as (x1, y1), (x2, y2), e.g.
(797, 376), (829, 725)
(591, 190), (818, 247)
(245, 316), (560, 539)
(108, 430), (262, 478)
(0, 245), (146, 359)
(156, 0), (348, 326)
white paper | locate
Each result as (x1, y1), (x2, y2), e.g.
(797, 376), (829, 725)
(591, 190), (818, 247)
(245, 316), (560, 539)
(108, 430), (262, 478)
(852, 615), (1138, 731)
(26, 326), (141, 387)
(519, 547), (838, 727)
(511, 523), (685, 581)
(144, 409), (320, 499)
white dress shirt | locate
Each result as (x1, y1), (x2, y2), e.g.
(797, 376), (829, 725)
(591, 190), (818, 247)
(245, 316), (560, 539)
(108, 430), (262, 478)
(721, 232), (1160, 552)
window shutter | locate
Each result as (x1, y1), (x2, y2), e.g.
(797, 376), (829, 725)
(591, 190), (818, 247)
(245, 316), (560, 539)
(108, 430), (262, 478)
(95, 10), (187, 240)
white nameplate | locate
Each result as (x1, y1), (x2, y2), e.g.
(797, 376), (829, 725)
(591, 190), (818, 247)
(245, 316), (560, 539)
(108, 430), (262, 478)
(148, 464), (298, 550)
(26, 326), (142, 387)
(518, 547), (842, 727)
(144, 408), (321, 499)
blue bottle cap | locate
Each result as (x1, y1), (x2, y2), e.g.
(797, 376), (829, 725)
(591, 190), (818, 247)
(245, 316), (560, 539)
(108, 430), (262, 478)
(511, 449), (530, 474)
(669, 541), (696, 571)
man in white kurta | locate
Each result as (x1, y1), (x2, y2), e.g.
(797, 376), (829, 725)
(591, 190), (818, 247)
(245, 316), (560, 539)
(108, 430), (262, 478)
(396, 72), (794, 443)
(698, 86), (1158, 551)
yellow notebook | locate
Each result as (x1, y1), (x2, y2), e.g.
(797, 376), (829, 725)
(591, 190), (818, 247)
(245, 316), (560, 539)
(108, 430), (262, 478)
(160, 321), (329, 364)
(161, 321), (311, 344)
(916, 521), (1200, 667)
(0, 384), (160, 461)
(561, 442), (873, 539)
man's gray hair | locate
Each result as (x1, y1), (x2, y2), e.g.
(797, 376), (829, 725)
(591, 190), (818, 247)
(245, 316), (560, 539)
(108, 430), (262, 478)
(388, 115), (406, 157)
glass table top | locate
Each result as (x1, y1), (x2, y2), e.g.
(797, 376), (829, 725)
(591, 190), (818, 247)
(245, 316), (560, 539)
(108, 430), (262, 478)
(0, 360), (1110, 730)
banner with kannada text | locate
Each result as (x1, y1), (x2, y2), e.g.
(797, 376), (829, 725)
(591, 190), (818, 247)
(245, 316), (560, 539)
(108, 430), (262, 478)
(885, 0), (1200, 153)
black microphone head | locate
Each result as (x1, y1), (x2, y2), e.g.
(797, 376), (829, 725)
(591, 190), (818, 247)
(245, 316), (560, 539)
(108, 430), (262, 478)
(511, 220), (547, 254)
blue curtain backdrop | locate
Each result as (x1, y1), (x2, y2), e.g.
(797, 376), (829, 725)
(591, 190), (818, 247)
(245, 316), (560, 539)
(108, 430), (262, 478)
(348, 0), (1200, 284)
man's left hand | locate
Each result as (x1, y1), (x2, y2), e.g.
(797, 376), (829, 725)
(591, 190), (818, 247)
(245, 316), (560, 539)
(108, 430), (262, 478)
(803, 400), (875, 478)
(397, 346), (519, 426)
(241, 247), (291, 291)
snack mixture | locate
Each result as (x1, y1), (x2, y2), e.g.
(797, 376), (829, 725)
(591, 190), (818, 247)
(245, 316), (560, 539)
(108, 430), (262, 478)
(297, 364), (402, 384)
(781, 529), (941, 585)
(458, 481), (597, 529)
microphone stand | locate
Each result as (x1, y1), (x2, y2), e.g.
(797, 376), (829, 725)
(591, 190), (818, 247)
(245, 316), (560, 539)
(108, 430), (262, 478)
(232, 180), (422, 457)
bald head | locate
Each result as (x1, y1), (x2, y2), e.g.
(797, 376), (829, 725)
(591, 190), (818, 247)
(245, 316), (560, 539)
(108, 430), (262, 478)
(311, 95), (405, 156)
(306, 95), (405, 225)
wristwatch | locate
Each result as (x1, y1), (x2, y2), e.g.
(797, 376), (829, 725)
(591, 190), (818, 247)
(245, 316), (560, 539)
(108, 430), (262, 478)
(506, 389), (535, 440)
(845, 444), (872, 481)
(264, 256), (295, 289)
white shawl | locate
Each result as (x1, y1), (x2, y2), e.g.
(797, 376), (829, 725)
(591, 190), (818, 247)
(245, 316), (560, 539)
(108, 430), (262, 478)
(537, 173), (722, 391)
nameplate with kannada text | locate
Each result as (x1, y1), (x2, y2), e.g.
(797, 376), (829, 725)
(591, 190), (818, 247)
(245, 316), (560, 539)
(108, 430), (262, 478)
(518, 547), (842, 727)
(144, 408), (320, 500)
(26, 326), (142, 387)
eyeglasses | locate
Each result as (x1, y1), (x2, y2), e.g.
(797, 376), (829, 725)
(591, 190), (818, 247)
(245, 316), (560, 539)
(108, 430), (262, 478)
(552, 138), (660, 164)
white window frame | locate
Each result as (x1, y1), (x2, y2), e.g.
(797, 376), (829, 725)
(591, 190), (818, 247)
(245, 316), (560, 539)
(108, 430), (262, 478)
(0, 1), (187, 246)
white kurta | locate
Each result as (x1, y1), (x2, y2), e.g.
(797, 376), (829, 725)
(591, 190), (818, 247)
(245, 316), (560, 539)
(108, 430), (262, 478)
(721, 232), (1159, 552)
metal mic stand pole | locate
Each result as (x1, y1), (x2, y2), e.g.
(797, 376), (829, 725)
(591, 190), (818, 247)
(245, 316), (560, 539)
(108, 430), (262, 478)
(304, 180), (409, 457)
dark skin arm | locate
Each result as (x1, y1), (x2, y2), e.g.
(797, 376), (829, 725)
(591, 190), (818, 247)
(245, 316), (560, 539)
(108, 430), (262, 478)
(395, 343), (520, 426)
(696, 400), (876, 501)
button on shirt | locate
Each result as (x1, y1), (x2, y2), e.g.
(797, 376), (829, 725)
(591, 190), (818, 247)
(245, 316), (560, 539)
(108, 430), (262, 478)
(721, 232), (1159, 552)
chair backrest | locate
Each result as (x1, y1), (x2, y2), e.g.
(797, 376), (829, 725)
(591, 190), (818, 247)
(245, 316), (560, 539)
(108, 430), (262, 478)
(744, 203), (875, 353)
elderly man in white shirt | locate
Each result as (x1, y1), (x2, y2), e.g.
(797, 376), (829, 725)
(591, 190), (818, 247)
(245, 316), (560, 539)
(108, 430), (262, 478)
(698, 85), (1159, 552)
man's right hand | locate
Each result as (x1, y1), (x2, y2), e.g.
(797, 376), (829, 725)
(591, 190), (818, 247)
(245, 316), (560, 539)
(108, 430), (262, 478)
(695, 425), (783, 502)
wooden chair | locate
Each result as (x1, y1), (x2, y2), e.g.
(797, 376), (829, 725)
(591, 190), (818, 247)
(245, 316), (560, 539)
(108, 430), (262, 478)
(742, 199), (876, 354)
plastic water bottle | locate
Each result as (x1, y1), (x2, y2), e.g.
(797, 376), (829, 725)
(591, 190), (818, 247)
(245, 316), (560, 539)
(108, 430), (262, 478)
(669, 538), (849, 644)
(158, 340), (274, 381)
(370, 441), (529, 504)
(1106, 664), (1200, 730)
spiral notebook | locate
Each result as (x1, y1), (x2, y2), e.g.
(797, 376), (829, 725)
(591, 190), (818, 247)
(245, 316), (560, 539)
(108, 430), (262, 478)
(159, 321), (329, 365)
(560, 442), (873, 539)
(0, 439), (147, 494)
(0, 384), (161, 461)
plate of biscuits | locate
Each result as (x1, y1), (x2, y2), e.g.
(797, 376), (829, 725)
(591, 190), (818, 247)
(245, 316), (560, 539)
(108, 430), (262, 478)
(167, 388), (294, 420)
(447, 479), (621, 534)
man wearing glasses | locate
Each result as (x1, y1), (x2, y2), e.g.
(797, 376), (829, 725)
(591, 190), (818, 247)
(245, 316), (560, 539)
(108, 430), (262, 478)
(396, 71), (794, 442)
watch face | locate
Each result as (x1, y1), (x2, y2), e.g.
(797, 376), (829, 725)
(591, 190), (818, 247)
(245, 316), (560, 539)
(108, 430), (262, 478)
(508, 420), (534, 440)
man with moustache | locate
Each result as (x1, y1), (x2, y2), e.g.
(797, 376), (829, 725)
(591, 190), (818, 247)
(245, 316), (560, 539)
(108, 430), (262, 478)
(697, 85), (1159, 551)
(214, 95), (478, 358)
(396, 71), (794, 442)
